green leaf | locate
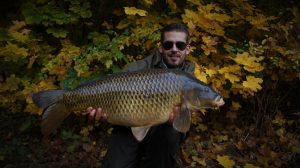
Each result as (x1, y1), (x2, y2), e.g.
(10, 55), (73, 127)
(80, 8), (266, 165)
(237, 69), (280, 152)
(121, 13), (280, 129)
(66, 141), (80, 153)
(6, 74), (21, 91)
(46, 28), (68, 38)
(88, 32), (111, 46)
(60, 130), (74, 140)
(0, 28), (10, 41)
(69, 1), (92, 18)
(112, 65), (121, 73)
(21, 3), (44, 24)
(61, 67), (78, 90)
(19, 117), (36, 132)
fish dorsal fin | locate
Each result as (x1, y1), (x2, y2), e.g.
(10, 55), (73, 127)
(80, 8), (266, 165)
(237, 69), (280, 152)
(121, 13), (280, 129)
(173, 104), (191, 133)
(131, 126), (151, 142)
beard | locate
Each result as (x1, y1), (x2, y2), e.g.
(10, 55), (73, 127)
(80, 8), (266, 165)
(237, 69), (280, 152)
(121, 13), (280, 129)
(162, 56), (184, 69)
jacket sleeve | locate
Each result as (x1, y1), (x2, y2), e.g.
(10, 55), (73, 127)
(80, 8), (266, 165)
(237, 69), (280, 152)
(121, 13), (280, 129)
(121, 60), (148, 72)
(185, 60), (196, 76)
(121, 55), (154, 72)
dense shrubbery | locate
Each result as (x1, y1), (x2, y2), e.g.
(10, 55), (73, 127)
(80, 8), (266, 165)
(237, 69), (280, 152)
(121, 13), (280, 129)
(1, 0), (299, 116)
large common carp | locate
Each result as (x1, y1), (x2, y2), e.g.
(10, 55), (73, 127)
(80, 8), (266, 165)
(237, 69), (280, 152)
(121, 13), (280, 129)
(32, 69), (224, 141)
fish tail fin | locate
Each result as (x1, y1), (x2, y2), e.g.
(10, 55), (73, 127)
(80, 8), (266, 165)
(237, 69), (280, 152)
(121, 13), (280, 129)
(32, 90), (66, 109)
(32, 90), (69, 137)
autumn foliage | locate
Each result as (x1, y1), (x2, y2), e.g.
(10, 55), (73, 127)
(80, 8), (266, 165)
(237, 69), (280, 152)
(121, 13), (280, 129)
(0, 0), (299, 167)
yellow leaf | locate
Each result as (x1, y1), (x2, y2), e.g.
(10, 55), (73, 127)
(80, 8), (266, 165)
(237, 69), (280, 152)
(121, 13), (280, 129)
(202, 36), (218, 46)
(272, 113), (285, 125)
(230, 101), (241, 111)
(167, 0), (177, 10)
(217, 155), (235, 168)
(8, 20), (30, 42)
(101, 149), (107, 157)
(247, 13), (269, 31)
(187, 0), (201, 6)
(9, 28), (30, 43)
(213, 143), (223, 151)
(124, 7), (147, 16)
(223, 44), (233, 51)
(224, 37), (237, 44)
(242, 76), (263, 92)
(232, 52), (264, 73)
(201, 36), (218, 55)
(216, 135), (228, 142)
(224, 73), (240, 83)
(1, 42), (29, 59)
(102, 21), (113, 29)
(244, 163), (260, 168)
(195, 71), (207, 83)
(211, 77), (225, 89)
(192, 156), (206, 166)
(276, 128), (285, 137)
(80, 125), (94, 136)
(201, 44), (217, 55)
(116, 19), (131, 29)
(199, 109), (207, 115)
(218, 65), (241, 75)
(142, 0), (154, 5)
(194, 63), (208, 83)
(244, 65), (264, 73)
(9, 20), (26, 31)
(107, 127), (113, 135)
(105, 60), (113, 68)
(25, 103), (42, 115)
(38, 80), (58, 90)
(196, 124), (207, 132)
(205, 3), (231, 23)
(206, 69), (217, 77)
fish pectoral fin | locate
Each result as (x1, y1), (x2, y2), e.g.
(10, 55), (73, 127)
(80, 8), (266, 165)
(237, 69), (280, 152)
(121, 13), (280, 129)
(173, 104), (191, 133)
(131, 126), (151, 142)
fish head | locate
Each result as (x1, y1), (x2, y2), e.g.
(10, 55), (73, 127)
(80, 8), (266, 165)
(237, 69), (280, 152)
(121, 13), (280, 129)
(183, 80), (225, 110)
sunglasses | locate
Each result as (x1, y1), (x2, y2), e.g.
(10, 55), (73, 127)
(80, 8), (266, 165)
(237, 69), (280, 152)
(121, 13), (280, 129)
(162, 41), (187, 51)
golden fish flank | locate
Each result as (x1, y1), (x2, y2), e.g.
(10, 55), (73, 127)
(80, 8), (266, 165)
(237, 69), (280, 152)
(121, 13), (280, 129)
(64, 71), (182, 126)
(32, 69), (224, 141)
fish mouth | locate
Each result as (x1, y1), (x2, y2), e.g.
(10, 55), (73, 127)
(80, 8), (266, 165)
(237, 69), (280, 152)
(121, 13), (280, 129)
(213, 96), (225, 108)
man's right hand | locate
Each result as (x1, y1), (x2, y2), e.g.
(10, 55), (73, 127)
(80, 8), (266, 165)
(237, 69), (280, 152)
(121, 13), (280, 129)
(87, 107), (107, 121)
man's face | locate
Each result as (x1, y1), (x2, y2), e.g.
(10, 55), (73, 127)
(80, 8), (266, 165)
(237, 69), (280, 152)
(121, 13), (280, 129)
(159, 31), (191, 68)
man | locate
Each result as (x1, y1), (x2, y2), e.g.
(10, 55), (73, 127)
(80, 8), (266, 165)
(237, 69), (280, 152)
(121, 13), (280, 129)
(88, 23), (195, 168)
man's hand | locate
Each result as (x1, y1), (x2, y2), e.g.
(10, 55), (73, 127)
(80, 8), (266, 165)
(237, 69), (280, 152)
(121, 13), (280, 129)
(87, 107), (107, 121)
(168, 106), (180, 123)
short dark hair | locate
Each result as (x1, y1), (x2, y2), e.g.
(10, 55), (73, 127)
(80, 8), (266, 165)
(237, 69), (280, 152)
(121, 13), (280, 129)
(160, 23), (190, 43)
